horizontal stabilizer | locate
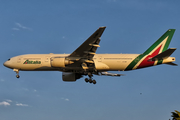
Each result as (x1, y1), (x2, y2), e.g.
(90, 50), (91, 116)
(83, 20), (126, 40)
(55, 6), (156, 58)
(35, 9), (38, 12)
(165, 62), (178, 66)
(100, 72), (124, 77)
(151, 48), (176, 61)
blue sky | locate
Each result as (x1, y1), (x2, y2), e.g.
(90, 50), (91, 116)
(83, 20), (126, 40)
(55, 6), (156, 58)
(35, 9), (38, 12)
(0, 0), (180, 120)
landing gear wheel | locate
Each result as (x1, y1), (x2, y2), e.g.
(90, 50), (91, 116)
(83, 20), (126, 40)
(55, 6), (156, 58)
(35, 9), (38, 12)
(13, 69), (20, 78)
(85, 78), (89, 83)
(89, 79), (93, 83)
(84, 72), (96, 84)
(92, 80), (96, 84)
(16, 75), (20, 78)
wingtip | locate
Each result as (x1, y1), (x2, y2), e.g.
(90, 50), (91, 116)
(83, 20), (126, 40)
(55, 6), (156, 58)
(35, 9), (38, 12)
(99, 26), (106, 29)
(168, 29), (176, 32)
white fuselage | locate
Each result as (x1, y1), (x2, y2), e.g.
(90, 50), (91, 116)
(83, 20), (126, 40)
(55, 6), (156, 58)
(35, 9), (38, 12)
(4, 54), (140, 71)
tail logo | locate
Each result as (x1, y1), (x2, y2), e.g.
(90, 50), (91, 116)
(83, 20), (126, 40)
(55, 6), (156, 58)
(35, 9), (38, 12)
(134, 36), (169, 69)
(125, 29), (175, 70)
(136, 45), (162, 69)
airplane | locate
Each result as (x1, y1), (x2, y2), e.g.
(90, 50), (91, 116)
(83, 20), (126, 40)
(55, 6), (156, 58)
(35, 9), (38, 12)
(3, 27), (177, 84)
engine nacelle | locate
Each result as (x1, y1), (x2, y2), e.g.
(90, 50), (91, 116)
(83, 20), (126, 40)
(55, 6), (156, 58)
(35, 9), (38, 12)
(62, 72), (82, 82)
(51, 57), (73, 68)
(51, 57), (65, 67)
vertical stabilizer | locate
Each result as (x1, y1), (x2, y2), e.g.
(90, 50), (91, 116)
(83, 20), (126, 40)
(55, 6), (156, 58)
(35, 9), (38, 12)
(143, 29), (175, 55)
(125, 29), (175, 70)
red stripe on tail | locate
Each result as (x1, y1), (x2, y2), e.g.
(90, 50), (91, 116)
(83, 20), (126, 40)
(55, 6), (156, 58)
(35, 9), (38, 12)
(137, 45), (162, 68)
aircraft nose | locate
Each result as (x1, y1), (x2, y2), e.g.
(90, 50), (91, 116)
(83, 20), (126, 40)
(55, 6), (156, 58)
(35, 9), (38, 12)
(3, 61), (8, 67)
(3, 61), (11, 68)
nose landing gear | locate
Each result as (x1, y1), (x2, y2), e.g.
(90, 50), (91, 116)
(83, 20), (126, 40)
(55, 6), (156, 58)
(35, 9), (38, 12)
(13, 69), (20, 78)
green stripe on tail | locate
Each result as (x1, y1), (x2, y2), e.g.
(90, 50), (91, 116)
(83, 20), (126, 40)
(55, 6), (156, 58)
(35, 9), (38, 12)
(125, 29), (175, 70)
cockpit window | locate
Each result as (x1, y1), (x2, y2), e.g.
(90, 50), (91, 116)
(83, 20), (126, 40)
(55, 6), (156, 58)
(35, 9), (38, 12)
(8, 58), (10, 61)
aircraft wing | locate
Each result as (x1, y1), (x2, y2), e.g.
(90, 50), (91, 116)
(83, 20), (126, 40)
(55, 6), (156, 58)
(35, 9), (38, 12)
(68, 27), (106, 60)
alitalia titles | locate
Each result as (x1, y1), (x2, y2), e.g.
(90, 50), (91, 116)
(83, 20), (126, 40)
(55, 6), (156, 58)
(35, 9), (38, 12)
(23, 59), (41, 64)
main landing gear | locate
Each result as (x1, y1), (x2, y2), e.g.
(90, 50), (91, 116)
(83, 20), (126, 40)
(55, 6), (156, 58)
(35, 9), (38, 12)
(13, 69), (20, 78)
(84, 73), (96, 84)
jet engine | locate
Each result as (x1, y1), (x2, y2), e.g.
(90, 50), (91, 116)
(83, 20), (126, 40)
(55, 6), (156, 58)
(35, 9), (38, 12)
(51, 57), (73, 68)
(62, 72), (82, 82)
